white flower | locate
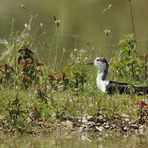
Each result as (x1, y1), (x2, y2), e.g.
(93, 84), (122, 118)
(21, 4), (25, 9)
(24, 23), (31, 30)
(69, 53), (73, 57)
(0, 39), (8, 45)
(103, 4), (112, 12)
(84, 57), (88, 60)
(77, 57), (81, 63)
(40, 23), (43, 28)
(73, 48), (78, 52)
(80, 48), (85, 53)
(63, 48), (65, 53)
(104, 29), (111, 36)
(54, 19), (61, 24)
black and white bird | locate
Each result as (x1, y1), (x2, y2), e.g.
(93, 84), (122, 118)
(87, 57), (148, 95)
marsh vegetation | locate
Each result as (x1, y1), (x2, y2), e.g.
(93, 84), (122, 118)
(0, 27), (147, 135)
(0, 0), (148, 147)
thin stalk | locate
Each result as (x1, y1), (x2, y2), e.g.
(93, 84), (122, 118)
(56, 23), (65, 71)
(0, 16), (33, 61)
(131, 61), (135, 79)
(53, 28), (60, 72)
(45, 29), (58, 66)
(128, 0), (136, 38)
(144, 55), (147, 80)
(57, 49), (65, 71)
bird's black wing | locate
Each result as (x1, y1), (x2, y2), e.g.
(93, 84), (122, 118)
(106, 81), (148, 95)
(106, 81), (134, 95)
(135, 86), (148, 95)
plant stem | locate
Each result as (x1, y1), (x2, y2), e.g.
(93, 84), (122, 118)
(144, 55), (148, 80)
(128, 0), (136, 38)
(0, 16), (33, 61)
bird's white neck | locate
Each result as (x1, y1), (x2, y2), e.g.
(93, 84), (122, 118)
(97, 69), (108, 80)
(96, 71), (109, 93)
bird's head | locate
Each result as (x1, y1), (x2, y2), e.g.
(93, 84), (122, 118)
(87, 57), (109, 73)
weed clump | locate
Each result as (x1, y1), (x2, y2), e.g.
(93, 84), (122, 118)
(110, 34), (148, 85)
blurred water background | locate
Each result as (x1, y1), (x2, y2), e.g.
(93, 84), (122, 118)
(0, 0), (148, 65)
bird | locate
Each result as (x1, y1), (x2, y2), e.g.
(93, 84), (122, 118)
(87, 57), (148, 95)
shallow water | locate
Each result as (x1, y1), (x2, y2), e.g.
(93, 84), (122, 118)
(0, 132), (148, 148)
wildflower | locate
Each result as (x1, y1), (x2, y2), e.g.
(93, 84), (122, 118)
(24, 23), (31, 30)
(73, 48), (78, 52)
(54, 19), (61, 24)
(80, 48), (85, 53)
(103, 4), (112, 12)
(63, 48), (65, 53)
(84, 57), (88, 60)
(40, 23), (43, 28)
(0, 39), (8, 45)
(104, 29), (111, 36)
(53, 15), (61, 27)
(76, 57), (81, 63)
(68, 63), (71, 66)
(69, 53), (73, 58)
(108, 4), (112, 9)
(21, 4), (25, 9)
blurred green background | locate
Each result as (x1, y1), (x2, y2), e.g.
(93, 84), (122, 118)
(0, 0), (148, 64)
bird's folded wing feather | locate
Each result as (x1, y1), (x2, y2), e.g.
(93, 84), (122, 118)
(106, 81), (148, 95)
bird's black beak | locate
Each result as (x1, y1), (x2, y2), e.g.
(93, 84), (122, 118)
(86, 62), (94, 65)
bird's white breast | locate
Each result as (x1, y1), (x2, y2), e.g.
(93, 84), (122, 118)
(96, 75), (109, 93)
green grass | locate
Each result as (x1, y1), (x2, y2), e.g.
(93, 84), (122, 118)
(0, 84), (146, 134)
(0, 21), (147, 134)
